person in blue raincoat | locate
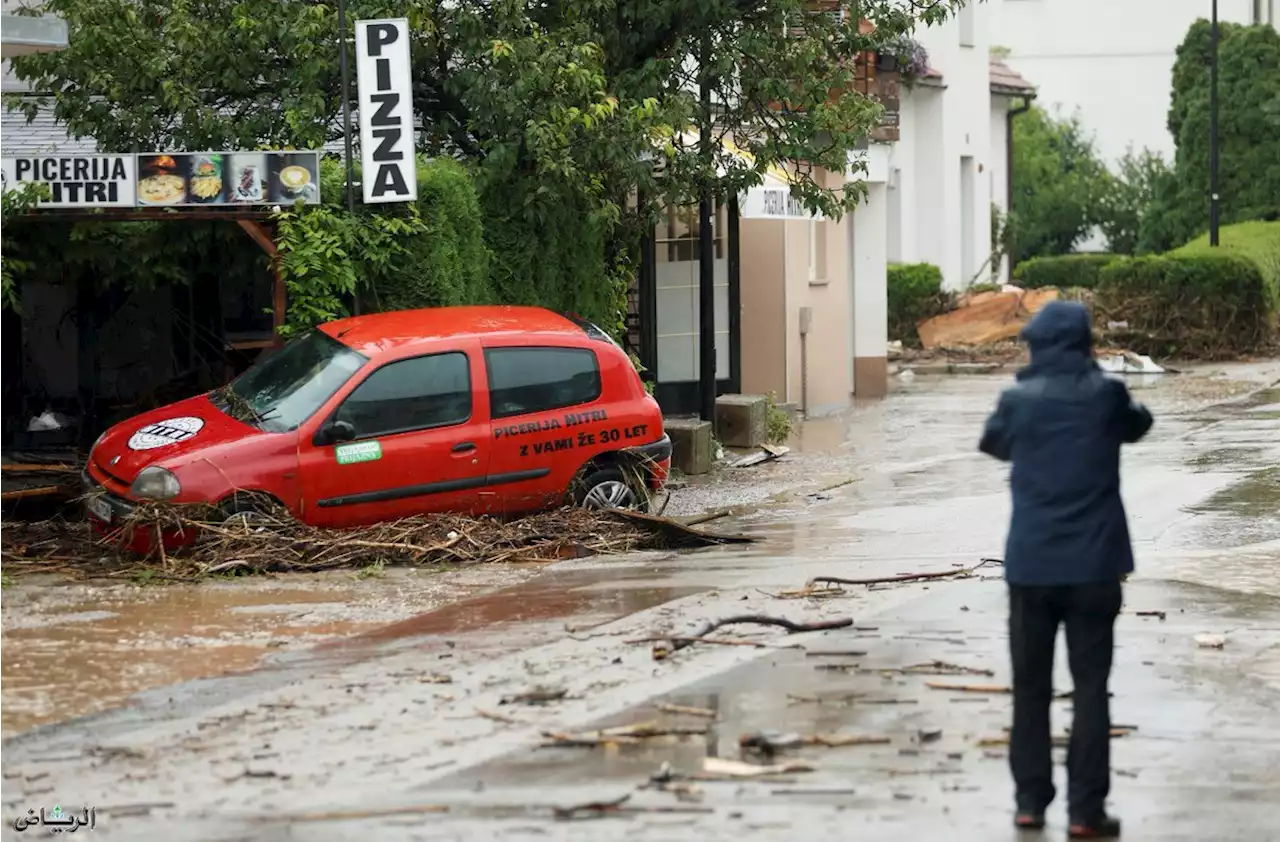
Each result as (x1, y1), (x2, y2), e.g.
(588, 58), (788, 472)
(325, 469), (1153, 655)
(979, 300), (1152, 839)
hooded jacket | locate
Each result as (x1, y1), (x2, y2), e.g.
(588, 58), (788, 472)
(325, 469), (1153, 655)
(979, 301), (1153, 585)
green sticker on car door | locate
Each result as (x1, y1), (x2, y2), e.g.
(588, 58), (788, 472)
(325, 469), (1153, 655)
(335, 440), (382, 465)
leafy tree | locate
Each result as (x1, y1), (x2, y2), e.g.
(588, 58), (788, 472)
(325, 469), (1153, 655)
(1097, 147), (1172, 255)
(1140, 19), (1280, 252)
(8, 0), (973, 331)
(1009, 105), (1111, 263)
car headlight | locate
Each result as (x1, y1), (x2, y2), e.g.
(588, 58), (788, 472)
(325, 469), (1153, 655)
(131, 466), (181, 500)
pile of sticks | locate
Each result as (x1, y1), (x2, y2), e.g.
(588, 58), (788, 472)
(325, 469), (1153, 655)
(1, 502), (747, 581)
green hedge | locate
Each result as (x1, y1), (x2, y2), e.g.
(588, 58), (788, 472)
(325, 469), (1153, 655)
(374, 158), (493, 312)
(1013, 253), (1121, 290)
(1173, 220), (1280, 310)
(887, 262), (949, 347)
(1097, 251), (1272, 358)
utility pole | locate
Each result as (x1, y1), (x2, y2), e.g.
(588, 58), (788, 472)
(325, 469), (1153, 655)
(338, 0), (356, 213)
(697, 28), (716, 422)
(1209, 0), (1220, 246)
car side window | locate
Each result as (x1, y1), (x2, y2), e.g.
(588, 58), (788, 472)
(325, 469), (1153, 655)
(486, 347), (601, 419)
(333, 352), (471, 439)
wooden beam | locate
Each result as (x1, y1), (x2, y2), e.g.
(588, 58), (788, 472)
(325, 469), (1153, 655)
(236, 219), (286, 347)
(236, 219), (278, 259)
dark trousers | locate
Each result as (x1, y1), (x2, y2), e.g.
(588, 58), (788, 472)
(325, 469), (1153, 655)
(1008, 580), (1122, 821)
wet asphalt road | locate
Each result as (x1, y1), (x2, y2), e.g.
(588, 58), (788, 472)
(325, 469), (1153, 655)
(2, 368), (1279, 841)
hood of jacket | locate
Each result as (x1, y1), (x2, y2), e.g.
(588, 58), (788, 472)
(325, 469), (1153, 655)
(1016, 300), (1097, 380)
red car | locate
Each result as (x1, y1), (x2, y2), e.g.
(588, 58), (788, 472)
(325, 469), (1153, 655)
(84, 307), (671, 535)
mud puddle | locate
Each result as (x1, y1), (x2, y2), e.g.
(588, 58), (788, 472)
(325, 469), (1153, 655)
(0, 565), (531, 736)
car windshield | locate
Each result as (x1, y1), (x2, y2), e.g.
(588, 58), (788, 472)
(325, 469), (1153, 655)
(212, 330), (367, 433)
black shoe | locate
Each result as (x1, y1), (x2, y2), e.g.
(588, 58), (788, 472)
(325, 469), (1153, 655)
(1068, 815), (1121, 838)
(1014, 810), (1046, 830)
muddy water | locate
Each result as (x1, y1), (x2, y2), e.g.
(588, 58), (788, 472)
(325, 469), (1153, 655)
(0, 567), (531, 736)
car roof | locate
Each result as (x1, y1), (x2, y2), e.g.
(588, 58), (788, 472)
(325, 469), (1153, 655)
(319, 306), (589, 358)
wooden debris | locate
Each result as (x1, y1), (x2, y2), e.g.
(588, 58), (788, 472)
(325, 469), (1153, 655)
(541, 721), (709, 748)
(271, 804), (450, 823)
(862, 660), (994, 677)
(1, 503), (753, 579)
(804, 649), (868, 658)
(650, 615), (853, 661)
(1135, 610), (1167, 621)
(703, 757), (814, 778)
(656, 703), (717, 719)
(805, 558), (1001, 590)
(501, 687), (568, 706)
(476, 708), (523, 725)
(925, 682), (1010, 694)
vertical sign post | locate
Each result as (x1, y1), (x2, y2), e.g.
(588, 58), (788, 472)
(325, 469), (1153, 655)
(355, 18), (417, 204)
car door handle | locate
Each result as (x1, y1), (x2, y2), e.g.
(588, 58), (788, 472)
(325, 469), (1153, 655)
(452, 441), (477, 454)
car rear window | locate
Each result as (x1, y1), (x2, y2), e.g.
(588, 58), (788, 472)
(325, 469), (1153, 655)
(485, 347), (601, 419)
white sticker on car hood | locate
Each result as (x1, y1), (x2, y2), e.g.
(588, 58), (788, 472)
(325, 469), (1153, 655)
(127, 417), (206, 451)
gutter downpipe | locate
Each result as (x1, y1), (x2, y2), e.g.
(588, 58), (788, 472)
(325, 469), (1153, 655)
(1005, 92), (1036, 279)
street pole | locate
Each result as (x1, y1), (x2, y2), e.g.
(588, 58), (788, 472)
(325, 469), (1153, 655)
(1209, 0), (1220, 246)
(338, 0), (356, 213)
(697, 28), (716, 422)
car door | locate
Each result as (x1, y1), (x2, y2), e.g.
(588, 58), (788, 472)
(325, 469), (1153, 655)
(298, 348), (490, 527)
(481, 344), (604, 515)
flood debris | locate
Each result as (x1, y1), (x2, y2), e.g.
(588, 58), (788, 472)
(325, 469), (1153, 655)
(1135, 610), (1168, 621)
(804, 649), (868, 658)
(1195, 633), (1227, 649)
(741, 731), (892, 756)
(978, 727), (1134, 748)
(648, 615), (854, 661)
(501, 687), (568, 706)
(800, 558), (1002, 593)
(271, 804), (450, 824)
(925, 681), (1011, 694)
(2, 503), (754, 580)
(1096, 350), (1167, 375)
(731, 444), (791, 469)
(655, 703), (717, 719)
(861, 660), (995, 678)
(541, 721), (709, 748)
(703, 757), (815, 778)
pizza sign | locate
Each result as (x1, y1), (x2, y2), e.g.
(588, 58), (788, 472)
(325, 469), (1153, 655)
(127, 417), (206, 451)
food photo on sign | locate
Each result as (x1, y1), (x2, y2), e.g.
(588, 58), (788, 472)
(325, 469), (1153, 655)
(186, 153), (226, 203)
(227, 153), (267, 203)
(268, 153), (319, 204)
(136, 154), (188, 206)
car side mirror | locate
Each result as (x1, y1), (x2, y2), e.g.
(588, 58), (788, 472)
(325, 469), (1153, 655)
(319, 419), (356, 446)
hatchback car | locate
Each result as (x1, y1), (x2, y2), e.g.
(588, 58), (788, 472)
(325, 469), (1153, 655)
(84, 306), (671, 533)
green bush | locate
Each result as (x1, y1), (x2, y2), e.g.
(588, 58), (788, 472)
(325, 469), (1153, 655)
(887, 262), (949, 347)
(1013, 253), (1121, 290)
(373, 158), (493, 312)
(1097, 251), (1272, 358)
(1172, 220), (1280, 310)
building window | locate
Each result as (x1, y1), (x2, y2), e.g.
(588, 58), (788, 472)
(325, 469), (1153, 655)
(958, 2), (975, 47)
(808, 219), (827, 283)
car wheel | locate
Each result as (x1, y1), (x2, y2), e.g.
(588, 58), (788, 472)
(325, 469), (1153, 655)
(576, 467), (650, 512)
(218, 494), (276, 527)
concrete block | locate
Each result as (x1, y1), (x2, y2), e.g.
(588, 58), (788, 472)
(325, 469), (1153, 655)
(714, 394), (768, 448)
(664, 417), (714, 476)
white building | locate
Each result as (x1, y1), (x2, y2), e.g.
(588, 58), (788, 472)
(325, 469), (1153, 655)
(990, 0), (1276, 165)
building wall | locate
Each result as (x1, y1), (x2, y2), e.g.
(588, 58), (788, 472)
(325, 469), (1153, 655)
(738, 219), (787, 398)
(990, 0), (1264, 164)
(888, 4), (997, 292)
(990, 95), (1012, 283)
(782, 208), (853, 416)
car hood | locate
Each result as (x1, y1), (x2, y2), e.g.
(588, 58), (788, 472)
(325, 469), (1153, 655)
(91, 394), (261, 484)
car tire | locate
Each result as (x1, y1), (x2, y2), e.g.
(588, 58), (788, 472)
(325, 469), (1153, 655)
(217, 493), (278, 527)
(575, 466), (650, 513)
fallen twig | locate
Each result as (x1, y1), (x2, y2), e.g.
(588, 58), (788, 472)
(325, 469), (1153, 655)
(656, 703), (717, 718)
(862, 660), (994, 677)
(651, 615), (853, 661)
(806, 558), (1002, 589)
(476, 708), (523, 725)
(500, 688), (568, 706)
(1134, 610), (1167, 621)
(627, 635), (768, 649)
(804, 649), (868, 658)
(925, 682), (1010, 694)
(274, 804), (450, 823)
